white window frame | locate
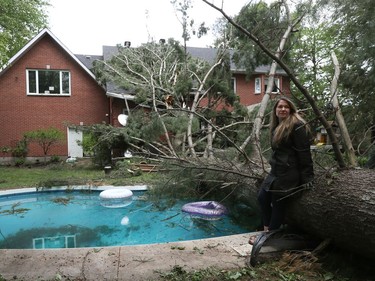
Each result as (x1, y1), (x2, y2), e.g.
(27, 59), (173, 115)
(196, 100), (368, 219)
(231, 77), (237, 94)
(26, 69), (71, 96)
(254, 77), (261, 94)
(264, 77), (280, 94)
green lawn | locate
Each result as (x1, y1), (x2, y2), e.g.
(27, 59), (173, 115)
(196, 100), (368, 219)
(0, 162), (159, 190)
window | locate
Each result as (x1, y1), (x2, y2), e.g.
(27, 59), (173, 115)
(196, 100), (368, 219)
(254, 77), (261, 94)
(264, 78), (280, 93)
(231, 77), (236, 93)
(27, 69), (71, 95)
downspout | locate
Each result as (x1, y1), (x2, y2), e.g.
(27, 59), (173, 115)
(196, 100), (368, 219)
(109, 96), (113, 125)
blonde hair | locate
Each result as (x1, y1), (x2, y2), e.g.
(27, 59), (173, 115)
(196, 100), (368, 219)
(270, 97), (308, 146)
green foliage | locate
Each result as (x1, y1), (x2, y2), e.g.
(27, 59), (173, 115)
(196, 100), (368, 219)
(289, 22), (337, 101)
(0, 0), (49, 65)
(93, 32), (244, 159)
(163, 114), (198, 136)
(24, 127), (64, 163)
(174, 71), (193, 98)
(94, 40), (187, 109)
(147, 164), (202, 202)
(290, 0), (375, 152)
(11, 138), (29, 158)
(0, 146), (11, 154)
(76, 124), (130, 167)
(80, 132), (97, 156)
(49, 155), (61, 163)
(142, 114), (165, 141)
(110, 159), (142, 178)
(329, 0), (375, 145)
(229, 1), (290, 74)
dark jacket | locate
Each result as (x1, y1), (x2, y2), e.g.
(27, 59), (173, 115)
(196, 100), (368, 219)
(262, 122), (314, 196)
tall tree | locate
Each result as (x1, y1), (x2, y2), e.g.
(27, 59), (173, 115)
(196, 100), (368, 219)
(0, 0), (49, 66)
(325, 0), (375, 146)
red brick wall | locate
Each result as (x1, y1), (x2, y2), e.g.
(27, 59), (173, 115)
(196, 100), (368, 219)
(235, 73), (290, 107)
(199, 73), (290, 111)
(235, 74), (263, 106)
(0, 35), (108, 157)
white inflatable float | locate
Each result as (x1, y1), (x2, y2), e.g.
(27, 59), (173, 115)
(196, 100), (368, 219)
(99, 189), (133, 208)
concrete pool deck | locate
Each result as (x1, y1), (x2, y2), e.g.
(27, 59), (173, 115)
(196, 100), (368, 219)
(0, 233), (256, 281)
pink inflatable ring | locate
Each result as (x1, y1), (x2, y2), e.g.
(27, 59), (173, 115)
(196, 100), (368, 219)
(182, 201), (228, 220)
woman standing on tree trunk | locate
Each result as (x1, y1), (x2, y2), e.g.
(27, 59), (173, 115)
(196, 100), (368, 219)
(249, 97), (314, 244)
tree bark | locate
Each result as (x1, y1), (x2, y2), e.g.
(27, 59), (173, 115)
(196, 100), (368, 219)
(330, 51), (357, 167)
(239, 0), (296, 163)
(286, 168), (375, 259)
(172, 161), (375, 260)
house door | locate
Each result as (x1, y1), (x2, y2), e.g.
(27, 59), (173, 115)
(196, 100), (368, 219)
(68, 128), (83, 158)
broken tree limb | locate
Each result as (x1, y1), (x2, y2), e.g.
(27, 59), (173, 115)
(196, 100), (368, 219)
(330, 51), (357, 167)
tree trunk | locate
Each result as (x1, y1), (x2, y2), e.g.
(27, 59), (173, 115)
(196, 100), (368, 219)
(286, 168), (375, 260)
(186, 58), (223, 158)
(239, 0), (295, 163)
(173, 162), (375, 260)
(330, 51), (357, 167)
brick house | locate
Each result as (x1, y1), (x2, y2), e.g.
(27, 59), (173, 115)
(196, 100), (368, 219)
(0, 29), (108, 162)
(186, 47), (290, 109)
(0, 29), (289, 162)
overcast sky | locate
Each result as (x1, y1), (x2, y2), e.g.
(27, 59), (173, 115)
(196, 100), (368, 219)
(47, 0), (251, 55)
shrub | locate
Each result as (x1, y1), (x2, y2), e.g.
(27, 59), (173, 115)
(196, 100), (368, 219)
(24, 127), (64, 163)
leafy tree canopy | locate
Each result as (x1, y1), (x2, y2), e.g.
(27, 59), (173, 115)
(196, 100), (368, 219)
(226, 1), (291, 75)
(0, 0), (49, 66)
(319, 0), (375, 143)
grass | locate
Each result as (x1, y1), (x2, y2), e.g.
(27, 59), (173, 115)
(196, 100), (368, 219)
(0, 159), (160, 190)
(0, 160), (374, 281)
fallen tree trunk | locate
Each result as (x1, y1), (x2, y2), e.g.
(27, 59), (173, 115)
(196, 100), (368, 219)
(285, 168), (375, 259)
(168, 161), (375, 259)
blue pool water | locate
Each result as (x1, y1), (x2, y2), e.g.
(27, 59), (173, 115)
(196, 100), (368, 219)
(0, 189), (256, 249)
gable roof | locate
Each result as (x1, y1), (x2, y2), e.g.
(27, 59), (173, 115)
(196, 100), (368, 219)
(0, 28), (97, 81)
(75, 54), (103, 70)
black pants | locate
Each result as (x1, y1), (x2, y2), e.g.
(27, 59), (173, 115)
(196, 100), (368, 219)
(257, 187), (287, 230)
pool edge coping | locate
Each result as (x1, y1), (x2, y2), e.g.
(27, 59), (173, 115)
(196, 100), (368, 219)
(0, 185), (148, 197)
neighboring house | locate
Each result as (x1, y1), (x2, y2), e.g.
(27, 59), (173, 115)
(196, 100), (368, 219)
(0, 29), (289, 162)
(186, 47), (290, 110)
(100, 45), (290, 118)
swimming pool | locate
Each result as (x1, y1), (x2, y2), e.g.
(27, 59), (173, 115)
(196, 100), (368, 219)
(0, 187), (257, 249)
